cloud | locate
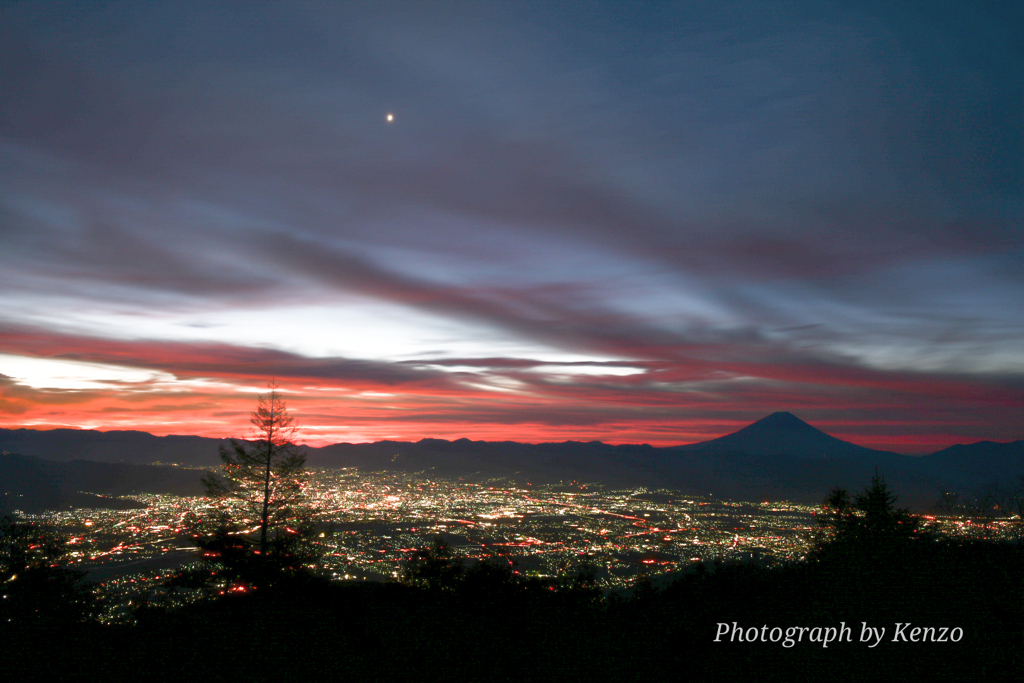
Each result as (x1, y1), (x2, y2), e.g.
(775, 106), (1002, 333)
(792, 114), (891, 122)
(1, 321), (1021, 451)
(0, 1), (1021, 450)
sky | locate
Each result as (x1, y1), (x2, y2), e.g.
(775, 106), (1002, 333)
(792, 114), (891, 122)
(1, 1), (1021, 453)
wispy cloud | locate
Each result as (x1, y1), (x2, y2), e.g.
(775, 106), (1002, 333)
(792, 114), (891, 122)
(0, 1), (1021, 451)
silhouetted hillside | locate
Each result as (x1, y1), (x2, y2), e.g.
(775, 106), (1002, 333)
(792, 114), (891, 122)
(0, 452), (203, 513)
(2, 536), (1019, 681)
(922, 440), (1024, 490)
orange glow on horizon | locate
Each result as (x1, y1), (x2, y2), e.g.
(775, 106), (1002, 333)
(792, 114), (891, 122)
(0, 328), (1020, 454)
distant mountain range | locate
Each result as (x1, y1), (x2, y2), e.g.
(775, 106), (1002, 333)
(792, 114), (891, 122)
(2, 412), (1021, 512)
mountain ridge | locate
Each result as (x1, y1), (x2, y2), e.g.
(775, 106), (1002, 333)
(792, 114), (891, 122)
(2, 414), (1021, 511)
(8, 412), (1011, 459)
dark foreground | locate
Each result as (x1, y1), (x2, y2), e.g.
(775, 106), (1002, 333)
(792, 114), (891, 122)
(3, 538), (1021, 682)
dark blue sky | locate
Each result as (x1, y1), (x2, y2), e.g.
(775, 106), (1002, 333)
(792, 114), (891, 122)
(1, 1), (1021, 450)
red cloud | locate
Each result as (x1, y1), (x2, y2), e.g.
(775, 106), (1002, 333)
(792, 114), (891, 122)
(0, 324), (1020, 452)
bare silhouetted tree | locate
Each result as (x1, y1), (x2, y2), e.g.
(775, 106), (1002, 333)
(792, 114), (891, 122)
(202, 383), (310, 559)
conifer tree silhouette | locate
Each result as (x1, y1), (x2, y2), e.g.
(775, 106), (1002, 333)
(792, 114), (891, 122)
(201, 382), (311, 562)
(814, 472), (921, 564)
